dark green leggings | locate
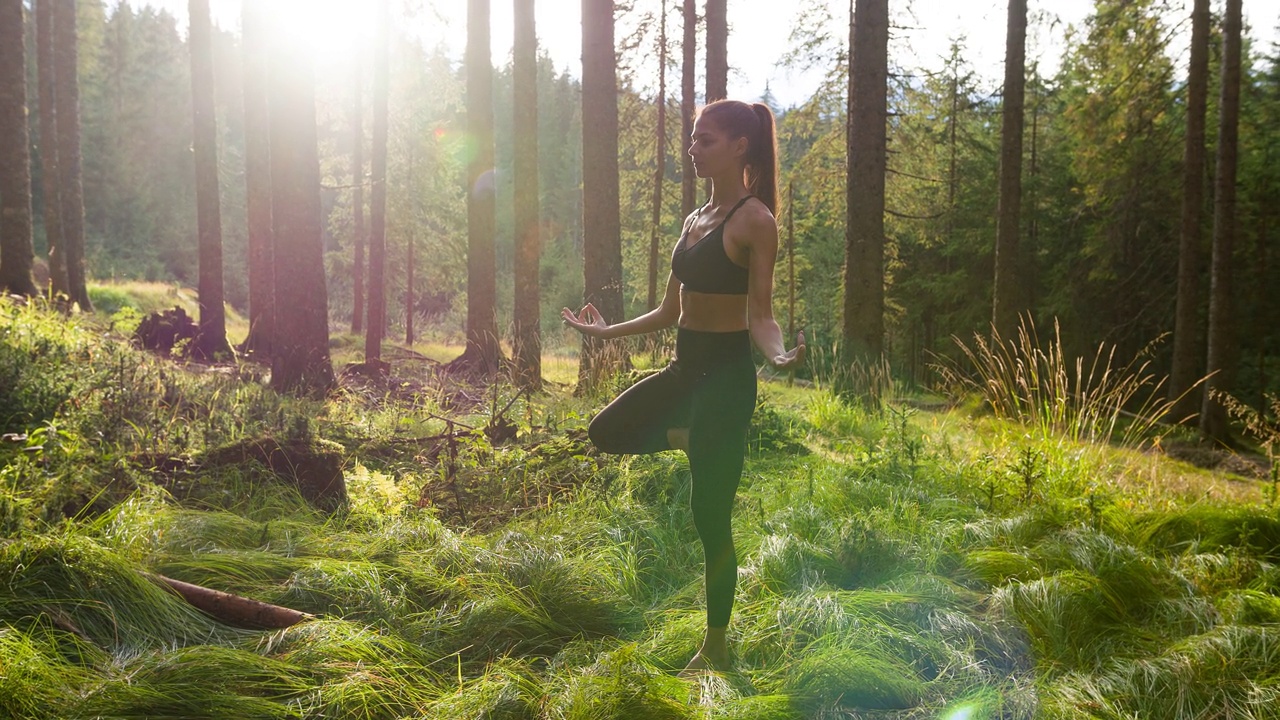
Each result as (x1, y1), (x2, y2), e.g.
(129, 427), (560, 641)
(588, 329), (757, 628)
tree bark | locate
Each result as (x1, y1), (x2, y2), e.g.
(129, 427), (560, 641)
(350, 50), (365, 335)
(364, 0), (389, 366)
(992, 0), (1027, 340)
(680, 0), (695, 218)
(579, 0), (625, 392)
(1168, 0), (1210, 423)
(240, 0), (273, 356)
(188, 0), (231, 359)
(648, 0), (667, 312)
(147, 573), (313, 629)
(513, 0), (542, 391)
(841, 0), (888, 380)
(405, 234), (415, 346)
(0, 0), (39, 296)
(267, 10), (335, 396)
(704, 0), (726, 103)
(1200, 0), (1242, 442)
(451, 0), (502, 375)
(53, 0), (91, 311)
(35, 0), (67, 296)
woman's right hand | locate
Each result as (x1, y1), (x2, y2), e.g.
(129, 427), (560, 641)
(561, 303), (611, 339)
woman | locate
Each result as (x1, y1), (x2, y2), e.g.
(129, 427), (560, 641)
(562, 99), (805, 675)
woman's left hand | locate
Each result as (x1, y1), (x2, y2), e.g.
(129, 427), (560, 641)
(771, 330), (806, 371)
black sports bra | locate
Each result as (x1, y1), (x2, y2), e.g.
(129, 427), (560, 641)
(671, 195), (752, 295)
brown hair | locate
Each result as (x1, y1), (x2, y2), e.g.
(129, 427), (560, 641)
(697, 100), (779, 215)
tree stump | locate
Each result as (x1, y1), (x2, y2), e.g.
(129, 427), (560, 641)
(200, 437), (347, 511)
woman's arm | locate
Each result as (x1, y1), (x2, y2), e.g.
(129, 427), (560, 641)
(562, 271), (681, 340)
(744, 206), (805, 370)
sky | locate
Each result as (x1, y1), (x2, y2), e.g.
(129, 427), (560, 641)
(136, 0), (1280, 108)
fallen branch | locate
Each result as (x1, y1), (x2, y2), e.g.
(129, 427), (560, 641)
(146, 572), (314, 629)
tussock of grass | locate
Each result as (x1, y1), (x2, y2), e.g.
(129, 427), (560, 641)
(0, 627), (98, 720)
(0, 535), (246, 656)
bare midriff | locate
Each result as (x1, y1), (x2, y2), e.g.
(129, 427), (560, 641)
(678, 288), (748, 332)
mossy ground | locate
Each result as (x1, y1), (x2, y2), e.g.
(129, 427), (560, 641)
(2, 294), (1278, 719)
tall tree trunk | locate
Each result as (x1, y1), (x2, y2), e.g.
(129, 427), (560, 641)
(992, 0), (1027, 340)
(240, 0), (273, 356)
(0, 0), (39, 296)
(513, 0), (541, 391)
(680, 0), (695, 218)
(53, 0), (90, 311)
(841, 0), (888, 383)
(648, 0), (667, 311)
(364, 0), (389, 366)
(452, 0), (502, 375)
(1200, 0), (1242, 442)
(267, 13), (335, 396)
(705, 0), (726, 103)
(787, 180), (795, 340)
(405, 235), (415, 346)
(188, 0), (231, 359)
(579, 0), (625, 392)
(35, 0), (67, 296)
(350, 51), (365, 335)
(1168, 0), (1210, 423)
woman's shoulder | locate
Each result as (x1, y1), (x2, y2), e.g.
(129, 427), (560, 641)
(732, 197), (778, 236)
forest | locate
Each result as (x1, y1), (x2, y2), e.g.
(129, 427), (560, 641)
(1, 0), (1279, 718)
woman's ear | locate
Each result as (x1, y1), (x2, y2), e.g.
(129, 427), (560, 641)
(733, 136), (749, 160)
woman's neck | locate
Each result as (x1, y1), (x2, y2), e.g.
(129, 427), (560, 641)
(707, 174), (749, 210)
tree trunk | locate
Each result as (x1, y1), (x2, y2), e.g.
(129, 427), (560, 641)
(1200, 0), (1241, 443)
(680, 0), (695, 218)
(841, 0), (888, 382)
(513, 0), (542, 391)
(648, 0), (667, 312)
(240, 0), (273, 357)
(35, 0), (67, 296)
(1168, 0), (1210, 423)
(0, 0), (39, 296)
(405, 235), (415, 346)
(579, 0), (625, 392)
(267, 12), (335, 396)
(364, 0), (389, 367)
(188, 0), (231, 359)
(53, 0), (91, 311)
(452, 0), (502, 375)
(705, 0), (726, 103)
(991, 0), (1026, 340)
(350, 51), (365, 335)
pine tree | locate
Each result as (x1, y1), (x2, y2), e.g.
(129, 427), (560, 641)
(680, 0), (695, 218)
(35, 0), (67, 296)
(1168, 0), (1210, 423)
(240, 0), (273, 356)
(1201, 0), (1242, 441)
(513, 0), (542, 391)
(648, 0), (668, 311)
(53, 0), (91, 311)
(0, 0), (39, 296)
(705, 0), (725, 102)
(841, 0), (888, 380)
(365, 0), (389, 367)
(267, 8), (335, 395)
(579, 0), (625, 390)
(992, 0), (1026, 339)
(188, 0), (231, 359)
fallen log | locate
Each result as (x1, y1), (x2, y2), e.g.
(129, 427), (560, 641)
(146, 572), (313, 629)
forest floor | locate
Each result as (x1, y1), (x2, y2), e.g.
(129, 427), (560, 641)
(2, 288), (1279, 720)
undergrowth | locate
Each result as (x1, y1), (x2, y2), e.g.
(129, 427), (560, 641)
(2, 296), (1278, 719)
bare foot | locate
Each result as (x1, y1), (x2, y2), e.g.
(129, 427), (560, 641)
(678, 651), (728, 678)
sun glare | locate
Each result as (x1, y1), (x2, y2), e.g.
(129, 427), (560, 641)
(270, 0), (376, 65)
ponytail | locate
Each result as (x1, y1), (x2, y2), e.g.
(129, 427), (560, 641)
(698, 100), (780, 215)
(747, 103), (779, 215)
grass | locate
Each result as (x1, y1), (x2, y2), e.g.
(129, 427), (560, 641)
(2, 295), (1279, 719)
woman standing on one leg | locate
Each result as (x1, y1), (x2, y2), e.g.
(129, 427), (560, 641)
(562, 99), (805, 675)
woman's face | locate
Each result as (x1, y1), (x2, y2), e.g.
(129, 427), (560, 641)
(689, 114), (747, 180)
